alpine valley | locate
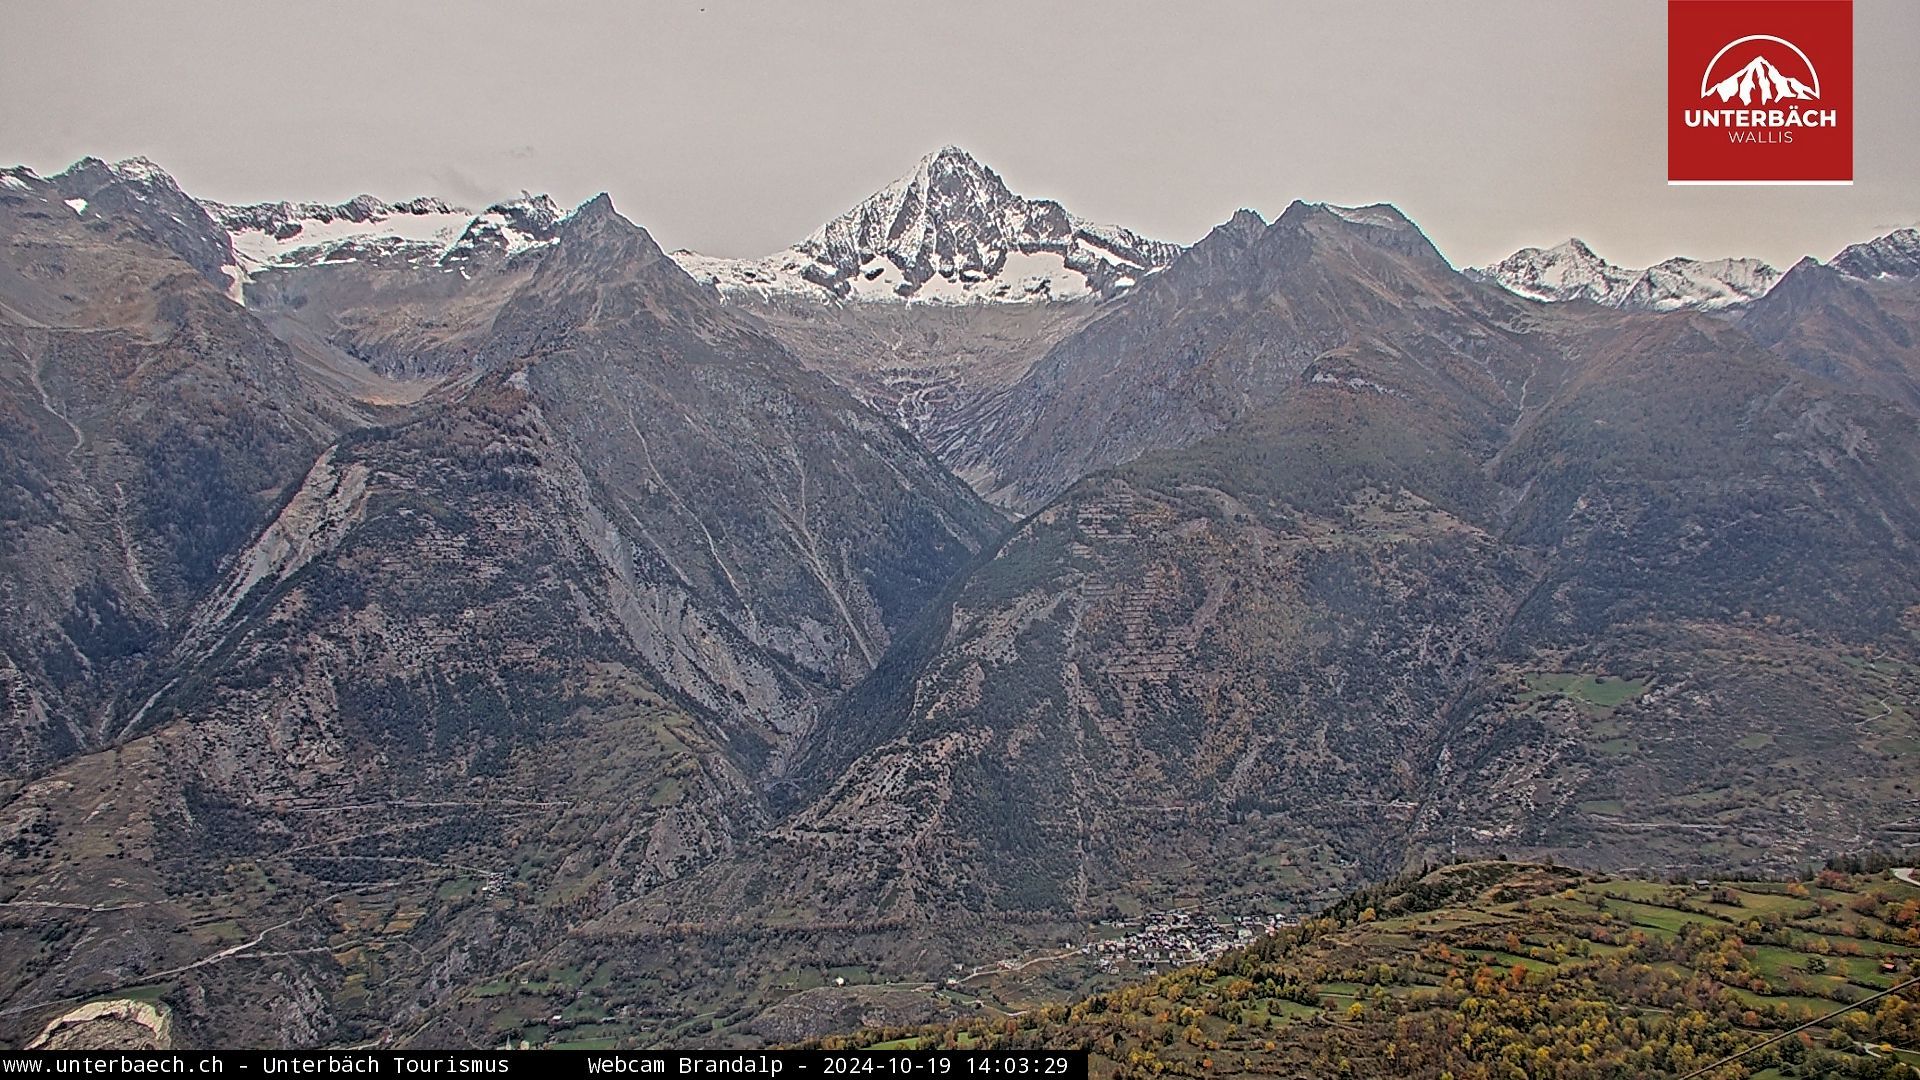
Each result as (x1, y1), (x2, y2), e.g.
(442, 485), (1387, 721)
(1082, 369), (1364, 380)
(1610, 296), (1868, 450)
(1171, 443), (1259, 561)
(2, 148), (1918, 1056)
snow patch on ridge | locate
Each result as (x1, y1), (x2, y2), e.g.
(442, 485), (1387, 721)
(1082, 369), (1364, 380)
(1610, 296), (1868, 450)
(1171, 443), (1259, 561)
(202, 193), (567, 280)
(1325, 204), (1405, 229)
(214, 201), (475, 271)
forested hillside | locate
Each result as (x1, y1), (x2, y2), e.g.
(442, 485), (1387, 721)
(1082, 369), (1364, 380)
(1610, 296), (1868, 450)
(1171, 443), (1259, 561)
(817, 861), (1920, 1080)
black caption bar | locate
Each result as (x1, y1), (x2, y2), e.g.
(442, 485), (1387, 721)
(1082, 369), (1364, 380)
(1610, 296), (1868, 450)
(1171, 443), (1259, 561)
(0, 1051), (1087, 1080)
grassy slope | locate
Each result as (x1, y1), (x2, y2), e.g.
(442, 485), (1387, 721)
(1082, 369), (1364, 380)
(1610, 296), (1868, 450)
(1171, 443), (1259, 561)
(818, 861), (1920, 1079)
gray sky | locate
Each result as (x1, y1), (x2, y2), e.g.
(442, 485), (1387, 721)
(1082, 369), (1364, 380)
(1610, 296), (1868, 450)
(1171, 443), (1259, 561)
(4, 0), (1915, 269)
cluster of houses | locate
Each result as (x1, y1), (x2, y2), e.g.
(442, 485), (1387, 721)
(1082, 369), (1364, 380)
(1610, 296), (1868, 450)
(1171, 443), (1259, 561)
(1089, 908), (1296, 974)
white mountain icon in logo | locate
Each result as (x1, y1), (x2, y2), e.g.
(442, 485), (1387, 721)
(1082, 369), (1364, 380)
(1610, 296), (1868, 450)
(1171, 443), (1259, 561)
(1700, 35), (1820, 105)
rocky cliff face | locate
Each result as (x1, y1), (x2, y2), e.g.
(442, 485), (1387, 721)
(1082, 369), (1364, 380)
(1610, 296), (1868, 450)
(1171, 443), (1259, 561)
(941, 201), (1547, 510)
(1739, 253), (1920, 412)
(478, 193), (1003, 700)
(0, 161), (344, 776)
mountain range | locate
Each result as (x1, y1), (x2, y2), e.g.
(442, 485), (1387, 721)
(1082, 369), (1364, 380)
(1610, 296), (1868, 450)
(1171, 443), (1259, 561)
(51, 147), (1839, 320)
(2, 147), (1917, 1052)
(1466, 238), (1783, 311)
(1706, 54), (1819, 106)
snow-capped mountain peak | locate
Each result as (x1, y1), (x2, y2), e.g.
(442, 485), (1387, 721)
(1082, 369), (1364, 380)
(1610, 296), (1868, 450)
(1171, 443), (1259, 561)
(800, 145), (1023, 267)
(1831, 228), (1920, 281)
(441, 193), (567, 264)
(0, 166), (39, 192)
(1472, 239), (1780, 311)
(1707, 55), (1817, 106)
(101, 155), (176, 186)
(45, 155), (189, 198)
(1622, 256), (1780, 311)
(1470, 238), (1640, 305)
(47, 156), (241, 296)
(674, 145), (1179, 304)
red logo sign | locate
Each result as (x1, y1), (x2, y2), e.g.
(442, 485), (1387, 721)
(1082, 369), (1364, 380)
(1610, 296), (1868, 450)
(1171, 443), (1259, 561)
(1669, 0), (1853, 184)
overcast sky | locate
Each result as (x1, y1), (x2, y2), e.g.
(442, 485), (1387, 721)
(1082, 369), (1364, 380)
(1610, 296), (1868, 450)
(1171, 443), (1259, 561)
(4, 0), (1915, 268)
